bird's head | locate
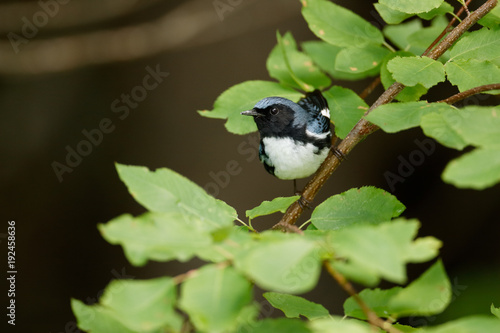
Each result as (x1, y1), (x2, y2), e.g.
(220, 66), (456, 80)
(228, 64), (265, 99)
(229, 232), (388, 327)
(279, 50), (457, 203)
(241, 97), (307, 137)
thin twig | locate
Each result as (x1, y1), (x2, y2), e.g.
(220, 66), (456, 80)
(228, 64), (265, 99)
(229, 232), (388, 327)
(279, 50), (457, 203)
(438, 83), (500, 104)
(359, 77), (381, 100)
(422, 0), (473, 56)
(324, 262), (402, 333)
(274, 0), (498, 229)
(359, 0), (473, 101)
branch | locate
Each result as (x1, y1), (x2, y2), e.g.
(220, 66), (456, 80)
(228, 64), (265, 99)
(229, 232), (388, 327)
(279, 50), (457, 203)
(274, 0), (498, 229)
(438, 83), (500, 104)
(356, 0), (472, 101)
(324, 262), (402, 333)
(0, 0), (163, 33)
(421, 0), (473, 56)
(358, 76), (381, 100)
(0, 0), (299, 75)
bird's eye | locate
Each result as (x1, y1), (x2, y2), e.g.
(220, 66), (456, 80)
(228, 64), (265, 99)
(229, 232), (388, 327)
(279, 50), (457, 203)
(270, 107), (279, 115)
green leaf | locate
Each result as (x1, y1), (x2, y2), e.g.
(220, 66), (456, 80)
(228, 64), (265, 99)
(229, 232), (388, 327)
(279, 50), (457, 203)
(309, 317), (373, 333)
(393, 324), (422, 332)
(245, 318), (310, 333)
(235, 232), (321, 293)
(380, 219), (441, 263)
(379, 0), (444, 14)
(335, 44), (390, 75)
(374, 3), (412, 25)
(491, 304), (500, 319)
(100, 277), (182, 332)
(329, 219), (441, 284)
(406, 16), (449, 57)
(384, 19), (423, 51)
(324, 86), (369, 139)
(380, 51), (428, 102)
(72, 277), (182, 333)
(424, 316), (500, 333)
(449, 28), (500, 66)
(425, 106), (500, 148)
(366, 101), (456, 133)
(331, 259), (381, 287)
(344, 287), (403, 320)
(417, 2), (454, 20)
(179, 264), (253, 332)
(99, 213), (213, 266)
(302, 0), (384, 47)
(115, 164), (237, 230)
(197, 226), (253, 263)
(387, 56), (445, 88)
(388, 260), (451, 317)
(246, 196), (300, 220)
(72, 299), (136, 333)
(302, 41), (380, 80)
(199, 80), (302, 135)
(311, 187), (405, 230)
(263, 292), (329, 320)
(267, 31), (330, 91)
(420, 112), (468, 150)
(442, 146), (500, 190)
(345, 260), (451, 320)
(445, 59), (500, 94)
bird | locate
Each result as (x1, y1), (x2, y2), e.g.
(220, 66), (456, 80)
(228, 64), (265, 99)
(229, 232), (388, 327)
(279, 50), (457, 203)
(241, 90), (335, 192)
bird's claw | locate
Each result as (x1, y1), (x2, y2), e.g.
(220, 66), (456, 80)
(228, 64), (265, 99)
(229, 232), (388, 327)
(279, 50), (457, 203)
(331, 147), (345, 161)
(297, 195), (312, 210)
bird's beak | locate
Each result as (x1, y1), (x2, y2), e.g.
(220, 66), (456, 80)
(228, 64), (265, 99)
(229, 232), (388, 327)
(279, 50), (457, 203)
(241, 109), (260, 117)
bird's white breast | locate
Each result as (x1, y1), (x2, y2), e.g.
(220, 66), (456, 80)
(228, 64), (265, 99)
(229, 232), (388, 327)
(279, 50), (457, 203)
(262, 137), (329, 180)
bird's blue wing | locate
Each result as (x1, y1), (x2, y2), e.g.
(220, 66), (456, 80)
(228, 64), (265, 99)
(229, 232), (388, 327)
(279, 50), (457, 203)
(298, 90), (331, 134)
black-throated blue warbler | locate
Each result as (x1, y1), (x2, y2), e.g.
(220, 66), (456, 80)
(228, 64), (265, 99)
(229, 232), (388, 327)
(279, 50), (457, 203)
(241, 90), (333, 184)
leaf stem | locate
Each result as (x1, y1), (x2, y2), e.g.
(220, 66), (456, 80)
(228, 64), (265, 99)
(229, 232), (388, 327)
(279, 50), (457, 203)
(383, 41), (397, 53)
(298, 219), (312, 230)
(236, 217), (258, 233)
(324, 261), (402, 333)
(438, 83), (500, 104)
(274, 0), (498, 228)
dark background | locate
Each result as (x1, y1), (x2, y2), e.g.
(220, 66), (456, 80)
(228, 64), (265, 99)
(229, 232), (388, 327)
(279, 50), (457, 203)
(0, 0), (499, 331)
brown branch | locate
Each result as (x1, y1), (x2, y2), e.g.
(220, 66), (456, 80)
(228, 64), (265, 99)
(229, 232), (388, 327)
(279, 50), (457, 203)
(438, 83), (500, 104)
(359, 0), (472, 101)
(0, 0), (299, 75)
(422, 0), (473, 56)
(0, 0), (163, 33)
(324, 262), (402, 333)
(274, 0), (498, 229)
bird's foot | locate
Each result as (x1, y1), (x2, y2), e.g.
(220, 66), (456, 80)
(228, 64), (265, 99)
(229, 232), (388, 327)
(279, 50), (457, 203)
(296, 194), (312, 210)
(331, 147), (345, 161)
(293, 180), (311, 209)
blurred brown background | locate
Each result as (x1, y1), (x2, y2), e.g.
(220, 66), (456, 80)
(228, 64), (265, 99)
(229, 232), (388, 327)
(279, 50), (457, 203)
(0, 0), (499, 331)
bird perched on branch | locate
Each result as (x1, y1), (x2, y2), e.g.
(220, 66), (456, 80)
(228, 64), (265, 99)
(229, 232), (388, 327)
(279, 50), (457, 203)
(241, 90), (336, 192)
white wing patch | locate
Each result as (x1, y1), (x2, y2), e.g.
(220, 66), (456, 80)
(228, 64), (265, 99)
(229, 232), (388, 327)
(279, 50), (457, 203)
(306, 129), (330, 140)
(321, 107), (330, 119)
